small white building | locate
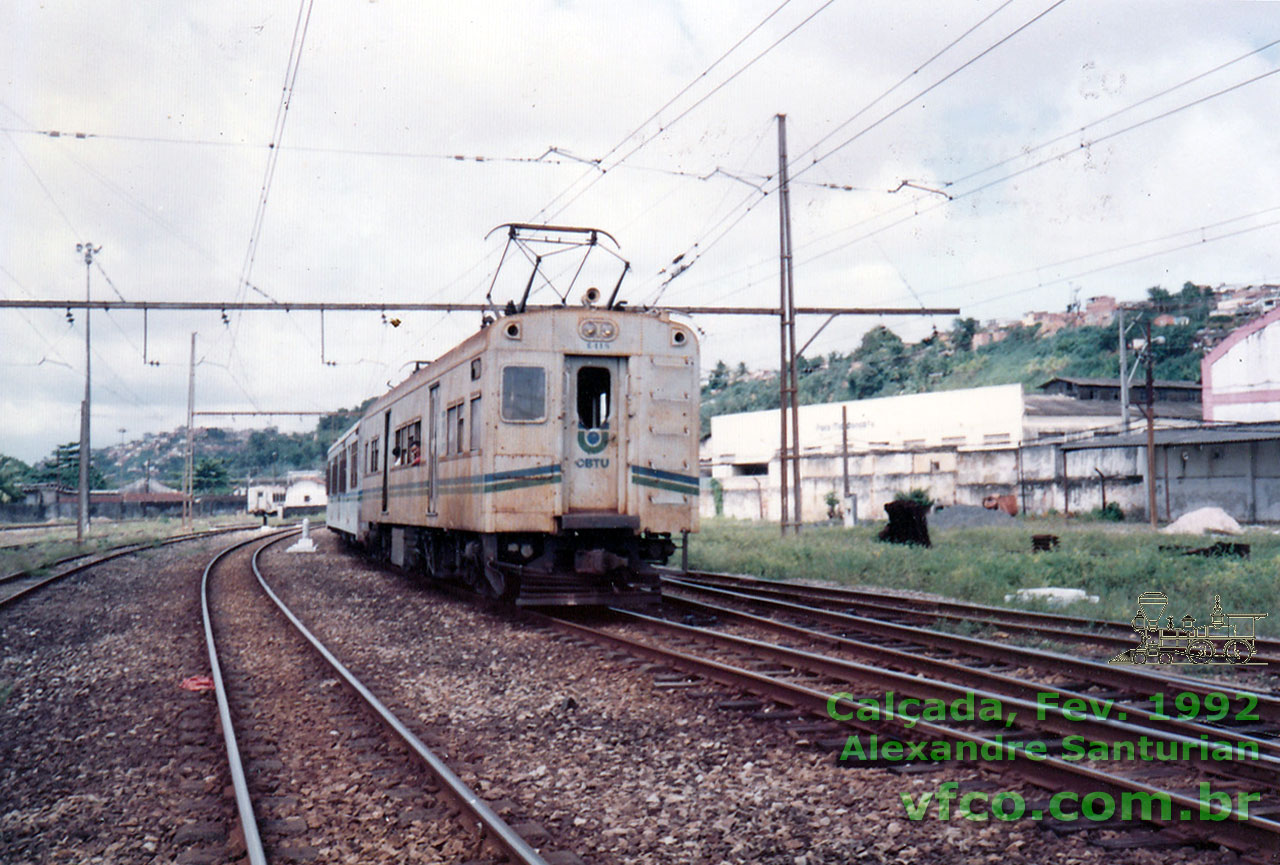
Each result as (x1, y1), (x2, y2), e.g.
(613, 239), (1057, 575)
(1203, 307), (1280, 422)
(246, 471), (327, 516)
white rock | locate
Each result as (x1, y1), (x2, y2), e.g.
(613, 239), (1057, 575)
(1004, 587), (1099, 606)
(1161, 506), (1244, 536)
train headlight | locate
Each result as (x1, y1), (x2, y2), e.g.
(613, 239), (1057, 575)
(579, 319), (618, 342)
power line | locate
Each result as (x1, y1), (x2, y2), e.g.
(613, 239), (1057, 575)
(790, 0), (1018, 166)
(791, 0), (1070, 185)
(644, 0), (1070, 293)
(537, 0), (837, 222)
(0, 299), (960, 316)
(531, 0), (796, 221)
(966, 216), (1280, 310)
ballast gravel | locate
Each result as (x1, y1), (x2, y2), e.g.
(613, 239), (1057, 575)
(257, 532), (1244, 865)
(0, 532), (257, 865)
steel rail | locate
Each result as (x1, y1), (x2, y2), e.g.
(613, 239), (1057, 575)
(0, 523), (259, 605)
(540, 611), (1280, 858)
(668, 569), (1280, 665)
(663, 577), (1280, 724)
(621, 605), (1280, 787)
(663, 590), (1280, 764)
(250, 538), (551, 865)
(200, 532), (294, 865)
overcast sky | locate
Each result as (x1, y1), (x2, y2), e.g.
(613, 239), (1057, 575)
(2, 0), (1278, 464)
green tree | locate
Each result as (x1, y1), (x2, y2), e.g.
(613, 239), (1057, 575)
(950, 317), (979, 351)
(0, 455), (31, 503)
(1147, 285), (1174, 313)
(193, 458), (230, 494)
(32, 443), (107, 489)
(707, 360), (730, 391)
(847, 326), (907, 398)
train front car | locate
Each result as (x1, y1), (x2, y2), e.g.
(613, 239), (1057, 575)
(357, 303), (699, 607)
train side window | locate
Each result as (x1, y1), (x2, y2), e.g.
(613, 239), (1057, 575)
(446, 405), (459, 454)
(369, 436), (379, 473)
(469, 396), (482, 451)
(338, 449), (347, 494)
(393, 421), (422, 466)
(577, 366), (610, 428)
(349, 443), (358, 487)
(501, 365), (545, 422)
(457, 405), (466, 453)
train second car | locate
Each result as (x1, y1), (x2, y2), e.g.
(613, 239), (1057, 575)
(326, 300), (700, 606)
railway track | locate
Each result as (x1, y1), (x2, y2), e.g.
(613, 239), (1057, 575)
(663, 568), (1280, 666)
(0, 523), (258, 607)
(541, 603), (1280, 861)
(202, 531), (559, 864)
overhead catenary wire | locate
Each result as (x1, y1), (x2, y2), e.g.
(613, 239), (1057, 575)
(535, 0), (837, 223)
(639, 1), (1068, 300)
(677, 41), (1280, 309)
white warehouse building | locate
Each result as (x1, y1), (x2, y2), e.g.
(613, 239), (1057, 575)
(1203, 307), (1280, 422)
(705, 383), (1206, 523)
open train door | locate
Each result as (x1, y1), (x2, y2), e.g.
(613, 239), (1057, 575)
(563, 356), (626, 517)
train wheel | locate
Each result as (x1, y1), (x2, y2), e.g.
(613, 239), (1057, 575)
(1187, 639), (1214, 664)
(1224, 640), (1250, 664)
(1132, 652), (1145, 664)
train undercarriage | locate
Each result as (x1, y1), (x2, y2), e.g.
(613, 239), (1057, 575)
(357, 523), (672, 607)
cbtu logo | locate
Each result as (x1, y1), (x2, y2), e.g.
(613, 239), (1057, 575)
(577, 426), (609, 454)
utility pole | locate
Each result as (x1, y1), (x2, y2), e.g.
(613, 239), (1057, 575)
(75, 242), (101, 545)
(183, 333), (196, 530)
(1144, 319), (1158, 528)
(776, 113), (802, 535)
(1117, 308), (1129, 432)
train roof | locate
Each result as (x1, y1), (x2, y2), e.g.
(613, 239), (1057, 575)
(359, 305), (688, 420)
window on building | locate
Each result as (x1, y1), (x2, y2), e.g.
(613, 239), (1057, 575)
(469, 396), (482, 451)
(502, 365), (545, 421)
(732, 463), (769, 476)
(576, 366), (611, 428)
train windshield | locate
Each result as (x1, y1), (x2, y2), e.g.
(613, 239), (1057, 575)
(577, 366), (610, 428)
(502, 365), (546, 421)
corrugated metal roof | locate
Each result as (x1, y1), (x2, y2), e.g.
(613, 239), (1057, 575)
(1060, 423), (1280, 450)
(1038, 375), (1201, 390)
(1024, 395), (1201, 419)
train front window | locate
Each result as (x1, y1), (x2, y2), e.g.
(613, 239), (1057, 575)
(502, 365), (545, 421)
(577, 366), (610, 428)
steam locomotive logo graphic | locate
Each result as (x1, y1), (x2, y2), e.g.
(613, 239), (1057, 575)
(1110, 592), (1267, 666)
(577, 425), (609, 454)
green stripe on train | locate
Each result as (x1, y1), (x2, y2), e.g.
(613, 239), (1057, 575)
(632, 476), (698, 495)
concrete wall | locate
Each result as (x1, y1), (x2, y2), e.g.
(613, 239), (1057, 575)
(0, 495), (245, 524)
(704, 437), (1279, 524)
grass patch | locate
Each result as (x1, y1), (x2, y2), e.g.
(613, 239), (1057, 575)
(0, 516), (248, 579)
(687, 517), (1280, 638)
